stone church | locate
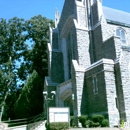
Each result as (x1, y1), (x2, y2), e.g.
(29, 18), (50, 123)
(44, 0), (130, 127)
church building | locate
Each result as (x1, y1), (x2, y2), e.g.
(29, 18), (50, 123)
(44, 0), (130, 127)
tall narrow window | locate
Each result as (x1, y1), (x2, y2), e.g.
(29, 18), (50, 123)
(67, 33), (72, 79)
(121, 30), (126, 44)
(92, 76), (98, 94)
(115, 97), (119, 109)
(116, 28), (126, 45)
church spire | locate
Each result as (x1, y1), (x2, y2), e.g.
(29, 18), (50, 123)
(55, 8), (60, 28)
(90, 0), (102, 5)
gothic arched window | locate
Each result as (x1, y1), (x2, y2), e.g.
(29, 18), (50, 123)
(116, 28), (126, 45)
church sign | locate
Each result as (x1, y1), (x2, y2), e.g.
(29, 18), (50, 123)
(49, 107), (69, 123)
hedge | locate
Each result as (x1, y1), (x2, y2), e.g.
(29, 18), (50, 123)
(47, 122), (69, 130)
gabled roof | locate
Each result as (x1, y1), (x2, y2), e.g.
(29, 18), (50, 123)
(103, 6), (130, 27)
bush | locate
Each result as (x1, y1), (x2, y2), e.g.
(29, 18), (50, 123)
(48, 122), (69, 130)
(78, 115), (88, 127)
(89, 121), (100, 127)
(101, 119), (109, 127)
(70, 116), (75, 127)
(85, 120), (91, 128)
(91, 114), (104, 124)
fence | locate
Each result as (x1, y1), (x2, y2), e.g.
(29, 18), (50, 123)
(1, 112), (45, 130)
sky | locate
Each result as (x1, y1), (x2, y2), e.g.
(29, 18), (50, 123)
(0, 0), (130, 21)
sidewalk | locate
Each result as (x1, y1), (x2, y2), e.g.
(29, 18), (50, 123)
(69, 128), (129, 130)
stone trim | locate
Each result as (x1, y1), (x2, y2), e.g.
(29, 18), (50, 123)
(59, 15), (88, 39)
(73, 19), (88, 31)
(122, 46), (130, 51)
(86, 58), (114, 72)
(72, 60), (85, 72)
(48, 43), (52, 52)
(91, 20), (101, 30)
(107, 19), (130, 28)
(103, 36), (115, 44)
(59, 14), (75, 38)
(85, 70), (104, 79)
(58, 79), (71, 88)
(59, 89), (72, 101)
(75, 0), (84, 7)
(58, 79), (72, 101)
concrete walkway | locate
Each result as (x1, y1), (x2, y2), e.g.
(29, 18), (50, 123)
(69, 128), (129, 130)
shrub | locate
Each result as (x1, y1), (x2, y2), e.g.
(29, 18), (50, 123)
(70, 116), (75, 127)
(89, 121), (100, 127)
(85, 120), (91, 128)
(91, 114), (104, 124)
(78, 115), (88, 127)
(101, 119), (109, 127)
(45, 122), (48, 129)
(48, 122), (69, 130)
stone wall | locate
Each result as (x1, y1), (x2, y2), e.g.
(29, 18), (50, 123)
(92, 3), (98, 26)
(61, 38), (69, 81)
(84, 61), (107, 115)
(103, 61), (119, 127)
(103, 36), (116, 60)
(101, 17), (114, 42)
(71, 60), (85, 126)
(84, 59), (119, 127)
(58, 0), (75, 35)
(119, 48), (130, 121)
(115, 62), (126, 120)
(52, 29), (59, 49)
(51, 51), (64, 83)
(75, 0), (87, 27)
(92, 26), (118, 63)
(107, 24), (130, 46)
(92, 25), (103, 61)
(76, 28), (91, 68)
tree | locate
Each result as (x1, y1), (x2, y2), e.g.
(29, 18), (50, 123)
(14, 70), (44, 118)
(0, 15), (54, 120)
(0, 17), (27, 121)
(2, 89), (21, 120)
(14, 15), (54, 118)
(23, 15), (54, 79)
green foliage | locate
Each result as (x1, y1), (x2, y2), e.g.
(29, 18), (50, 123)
(89, 121), (100, 127)
(89, 114), (107, 128)
(91, 114), (104, 124)
(23, 15), (54, 79)
(14, 70), (44, 118)
(0, 15), (54, 120)
(2, 89), (21, 120)
(77, 114), (109, 128)
(0, 17), (27, 120)
(70, 116), (75, 127)
(101, 119), (109, 127)
(78, 115), (88, 127)
(47, 122), (69, 130)
(120, 119), (124, 128)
